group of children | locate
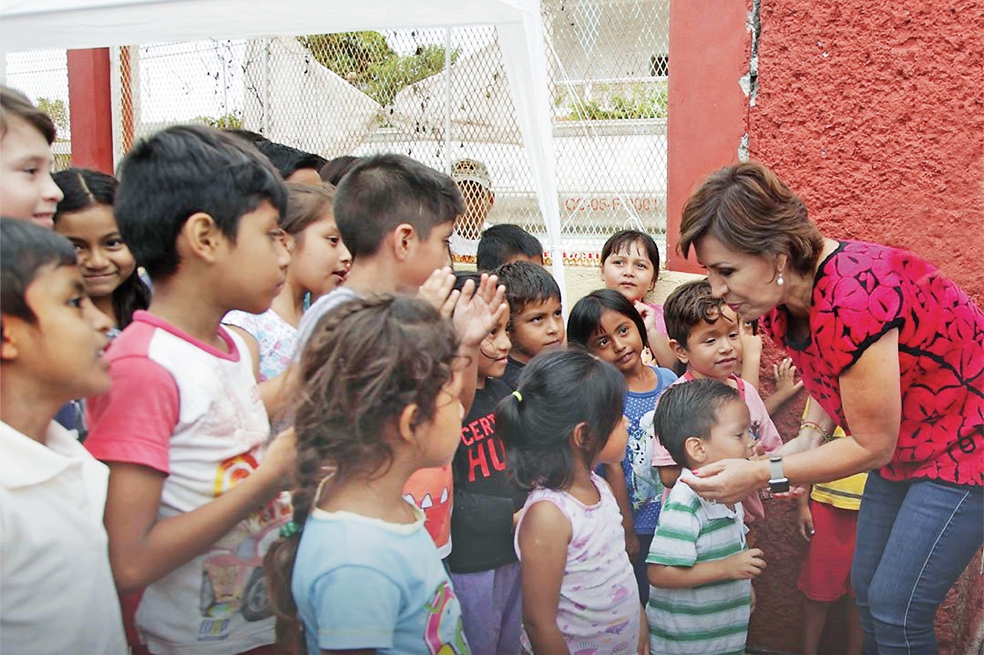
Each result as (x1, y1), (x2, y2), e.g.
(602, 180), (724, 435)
(1, 83), (861, 655)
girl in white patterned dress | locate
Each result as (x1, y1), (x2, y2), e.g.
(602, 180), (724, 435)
(225, 182), (350, 382)
(498, 348), (649, 655)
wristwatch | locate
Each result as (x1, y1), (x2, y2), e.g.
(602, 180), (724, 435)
(768, 456), (790, 494)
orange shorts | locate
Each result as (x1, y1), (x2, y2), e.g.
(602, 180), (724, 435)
(796, 500), (859, 602)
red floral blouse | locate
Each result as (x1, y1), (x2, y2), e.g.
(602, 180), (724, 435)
(762, 241), (983, 486)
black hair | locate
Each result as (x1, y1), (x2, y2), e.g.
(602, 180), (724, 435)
(114, 124), (288, 281)
(497, 348), (626, 491)
(265, 295), (458, 654)
(601, 229), (662, 273)
(52, 168), (151, 328)
(476, 224), (544, 272)
(224, 128), (269, 145)
(319, 155), (363, 187)
(492, 260), (561, 317)
(254, 140), (327, 180)
(567, 288), (650, 352)
(1, 85), (56, 144)
(452, 270), (482, 293)
(652, 378), (742, 467)
(1, 217), (78, 323)
(333, 153), (463, 258)
(663, 278), (732, 346)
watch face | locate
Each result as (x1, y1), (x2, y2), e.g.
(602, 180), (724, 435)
(769, 479), (790, 494)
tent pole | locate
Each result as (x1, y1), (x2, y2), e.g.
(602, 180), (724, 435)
(262, 38), (270, 136)
(444, 28), (452, 174)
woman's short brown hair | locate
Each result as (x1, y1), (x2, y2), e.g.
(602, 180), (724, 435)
(678, 161), (824, 276)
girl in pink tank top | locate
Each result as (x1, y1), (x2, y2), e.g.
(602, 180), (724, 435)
(497, 349), (647, 654)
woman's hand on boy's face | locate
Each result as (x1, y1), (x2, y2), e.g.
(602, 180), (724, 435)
(683, 458), (766, 504)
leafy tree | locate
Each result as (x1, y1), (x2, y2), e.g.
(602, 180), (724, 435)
(195, 113), (244, 129)
(299, 32), (458, 106)
(36, 97), (69, 134)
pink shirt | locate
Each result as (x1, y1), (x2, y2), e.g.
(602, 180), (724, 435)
(762, 240), (983, 486)
(85, 312), (288, 654)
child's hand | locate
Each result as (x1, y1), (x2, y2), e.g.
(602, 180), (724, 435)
(417, 267), (457, 317)
(259, 427), (298, 491)
(634, 301), (657, 333)
(739, 320), (763, 362)
(797, 503), (815, 541)
(773, 358), (804, 396)
(725, 548), (766, 580)
(453, 273), (507, 348)
(768, 485), (809, 502)
(750, 586), (757, 614)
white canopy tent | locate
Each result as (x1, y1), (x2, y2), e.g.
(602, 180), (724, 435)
(0, 0), (567, 299)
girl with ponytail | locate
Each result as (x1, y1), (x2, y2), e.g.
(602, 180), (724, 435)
(498, 348), (648, 655)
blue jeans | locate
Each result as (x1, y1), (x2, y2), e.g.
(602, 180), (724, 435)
(851, 471), (983, 654)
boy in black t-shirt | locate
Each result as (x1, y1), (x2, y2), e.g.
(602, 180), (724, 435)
(447, 272), (526, 655)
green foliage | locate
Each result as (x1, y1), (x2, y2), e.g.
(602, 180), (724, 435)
(299, 32), (458, 106)
(195, 113), (243, 129)
(36, 97), (68, 133)
(300, 32), (394, 78)
(570, 84), (668, 121)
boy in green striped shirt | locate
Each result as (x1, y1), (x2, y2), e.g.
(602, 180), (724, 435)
(646, 379), (766, 655)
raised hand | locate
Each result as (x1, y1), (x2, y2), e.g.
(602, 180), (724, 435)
(417, 267), (457, 318)
(774, 357), (804, 396)
(453, 272), (507, 347)
(739, 320), (763, 363)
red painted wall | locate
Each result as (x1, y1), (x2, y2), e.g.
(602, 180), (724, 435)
(750, 1), (984, 304)
(67, 48), (114, 174)
(746, 1), (984, 654)
(664, 0), (749, 274)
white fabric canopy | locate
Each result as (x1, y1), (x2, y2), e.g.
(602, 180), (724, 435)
(0, 0), (567, 298)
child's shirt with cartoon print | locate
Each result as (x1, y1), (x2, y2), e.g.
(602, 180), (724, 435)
(621, 365), (677, 533)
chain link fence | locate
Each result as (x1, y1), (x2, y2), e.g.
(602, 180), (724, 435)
(4, 0), (670, 265)
(4, 49), (73, 170)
